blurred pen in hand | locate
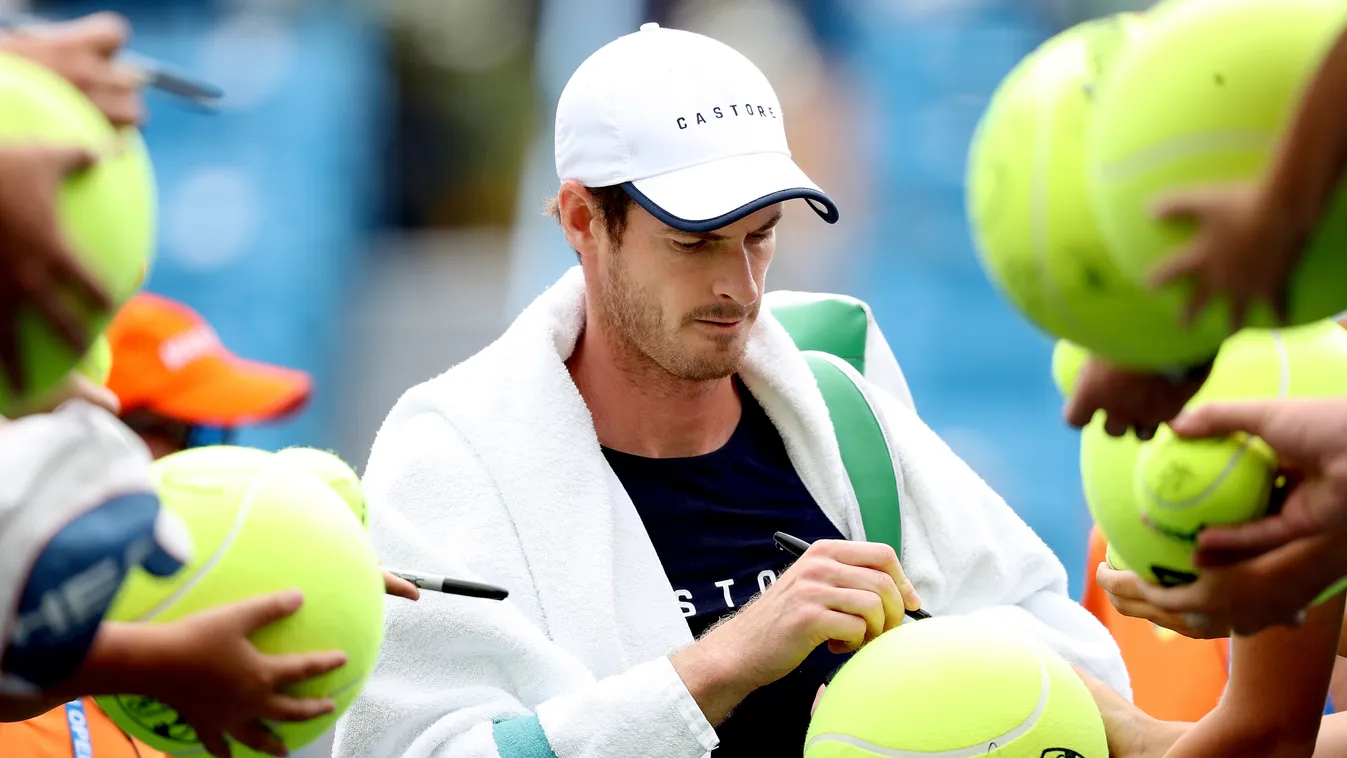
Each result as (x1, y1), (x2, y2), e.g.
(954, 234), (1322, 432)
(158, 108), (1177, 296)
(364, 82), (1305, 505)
(0, 13), (223, 107)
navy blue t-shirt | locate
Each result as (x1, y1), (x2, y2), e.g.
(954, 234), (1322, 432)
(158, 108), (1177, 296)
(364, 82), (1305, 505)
(602, 380), (851, 756)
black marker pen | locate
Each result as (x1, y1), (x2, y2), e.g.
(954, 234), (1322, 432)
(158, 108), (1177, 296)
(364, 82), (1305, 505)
(387, 569), (509, 601)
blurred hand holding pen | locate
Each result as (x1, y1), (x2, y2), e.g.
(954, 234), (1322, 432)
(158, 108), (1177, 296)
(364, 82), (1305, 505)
(0, 12), (223, 108)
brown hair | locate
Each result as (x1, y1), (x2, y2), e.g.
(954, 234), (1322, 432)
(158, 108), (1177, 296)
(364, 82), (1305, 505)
(543, 185), (633, 249)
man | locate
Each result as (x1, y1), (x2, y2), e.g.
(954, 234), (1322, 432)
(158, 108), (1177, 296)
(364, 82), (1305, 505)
(104, 292), (313, 458)
(336, 24), (1127, 758)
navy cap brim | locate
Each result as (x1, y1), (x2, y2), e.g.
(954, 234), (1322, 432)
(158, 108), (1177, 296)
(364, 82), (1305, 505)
(619, 151), (839, 233)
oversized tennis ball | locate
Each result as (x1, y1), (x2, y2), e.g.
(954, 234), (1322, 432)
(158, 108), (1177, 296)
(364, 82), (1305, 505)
(1088, 0), (1347, 368)
(1196, 319), (1347, 401)
(96, 446), (384, 757)
(1087, 320), (1347, 585)
(805, 616), (1106, 757)
(0, 53), (157, 415)
(274, 447), (366, 527)
(1051, 339), (1090, 399)
(1082, 417), (1199, 586)
(75, 334), (113, 385)
(968, 13), (1211, 368)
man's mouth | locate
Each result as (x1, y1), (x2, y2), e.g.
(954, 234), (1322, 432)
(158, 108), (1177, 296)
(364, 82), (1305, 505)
(695, 318), (746, 331)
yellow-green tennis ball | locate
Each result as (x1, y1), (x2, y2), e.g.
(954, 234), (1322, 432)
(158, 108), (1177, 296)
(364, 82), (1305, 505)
(1196, 320), (1347, 402)
(0, 53), (157, 415)
(1134, 426), (1277, 547)
(1088, 0), (1347, 367)
(1081, 417), (1198, 586)
(968, 13), (1210, 368)
(96, 446), (383, 757)
(275, 447), (366, 527)
(805, 616), (1106, 757)
(1086, 320), (1347, 586)
(75, 334), (113, 385)
(1051, 340), (1090, 399)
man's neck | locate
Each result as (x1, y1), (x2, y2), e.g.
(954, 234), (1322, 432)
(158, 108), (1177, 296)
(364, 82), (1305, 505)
(567, 322), (742, 459)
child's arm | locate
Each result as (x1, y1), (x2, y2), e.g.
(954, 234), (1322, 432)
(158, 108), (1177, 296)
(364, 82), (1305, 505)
(1149, 23), (1347, 328)
(1161, 593), (1345, 758)
(1260, 22), (1347, 240)
(0, 619), (202, 721)
(1, 593), (347, 757)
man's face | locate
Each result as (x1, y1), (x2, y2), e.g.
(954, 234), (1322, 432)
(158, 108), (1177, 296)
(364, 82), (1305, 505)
(593, 203), (782, 381)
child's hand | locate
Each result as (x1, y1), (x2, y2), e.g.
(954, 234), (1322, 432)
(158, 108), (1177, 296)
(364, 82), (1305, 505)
(1064, 356), (1210, 439)
(1150, 183), (1303, 330)
(147, 590), (347, 757)
(1075, 666), (1188, 758)
(1136, 525), (1347, 638)
(0, 145), (109, 397)
(1095, 563), (1228, 639)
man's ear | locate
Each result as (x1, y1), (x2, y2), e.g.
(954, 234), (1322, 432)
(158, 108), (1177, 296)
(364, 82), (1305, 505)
(558, 181), (601, 259)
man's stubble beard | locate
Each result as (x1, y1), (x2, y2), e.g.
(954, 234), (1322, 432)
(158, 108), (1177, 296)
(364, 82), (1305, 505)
(597, 246), (757, 383)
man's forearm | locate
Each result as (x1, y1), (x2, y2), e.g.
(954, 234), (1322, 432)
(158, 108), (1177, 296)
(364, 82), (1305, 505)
(669, 639), (752, 727)
(1262, 23), (1347, 238)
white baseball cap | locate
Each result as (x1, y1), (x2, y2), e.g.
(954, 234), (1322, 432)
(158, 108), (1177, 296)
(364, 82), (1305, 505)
(555, 22), (839, 233)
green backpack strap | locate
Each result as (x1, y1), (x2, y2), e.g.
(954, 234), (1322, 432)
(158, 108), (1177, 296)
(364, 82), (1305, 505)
(771, 298), (871, 375)
(801, 351), (902, 556)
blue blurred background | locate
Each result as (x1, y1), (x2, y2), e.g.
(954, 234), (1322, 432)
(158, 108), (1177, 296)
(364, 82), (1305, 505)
(26, 0), (1153, 597)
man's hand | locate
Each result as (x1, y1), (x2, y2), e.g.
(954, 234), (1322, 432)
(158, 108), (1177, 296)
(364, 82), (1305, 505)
(0, 145), (111, 397)
(1165, 398), (1347, 560)
(1149, 183), (1302, 330)
(1135, 526), (1347, 638)
(382, 570), (419, 600)
(146, 591), (348, 757)
(671, 540), (919, 725)
(0, 12), (144, 127)
(1064, 356), (1209, 439)
(1095, 563), (1228, 639)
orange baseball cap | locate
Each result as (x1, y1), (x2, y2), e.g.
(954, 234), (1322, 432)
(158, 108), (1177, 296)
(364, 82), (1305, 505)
(105, 293), (312, 426)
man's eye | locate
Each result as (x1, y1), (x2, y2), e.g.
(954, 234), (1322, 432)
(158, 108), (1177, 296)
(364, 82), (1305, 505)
(748, 231), (773, 244)
(673, 239), (707, 252)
